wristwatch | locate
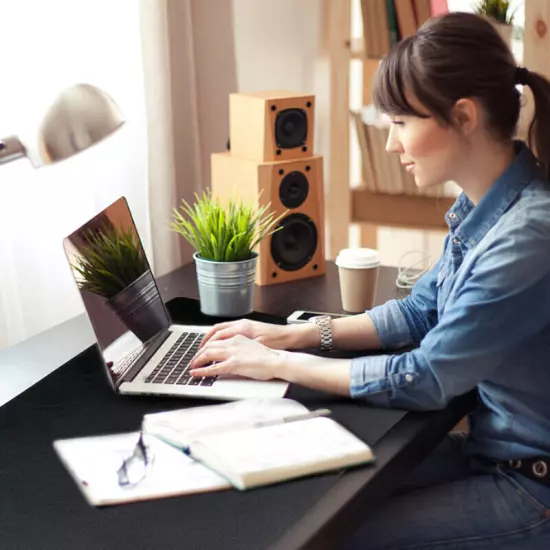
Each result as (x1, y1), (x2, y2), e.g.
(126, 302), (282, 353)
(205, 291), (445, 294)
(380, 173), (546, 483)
(308, 315), (333, 351)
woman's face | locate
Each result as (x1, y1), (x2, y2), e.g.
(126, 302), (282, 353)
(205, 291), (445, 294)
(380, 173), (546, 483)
(386, 112), (465, 189)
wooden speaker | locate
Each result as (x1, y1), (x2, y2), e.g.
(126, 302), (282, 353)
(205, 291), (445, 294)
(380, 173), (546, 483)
(229, 90), (315, 163)
(211, 152), (325, 285)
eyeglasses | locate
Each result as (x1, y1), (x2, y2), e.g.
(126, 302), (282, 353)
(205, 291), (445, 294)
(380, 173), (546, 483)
(117, 432), (155, 487)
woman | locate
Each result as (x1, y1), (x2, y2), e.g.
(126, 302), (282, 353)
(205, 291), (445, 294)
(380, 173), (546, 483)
(190, 12), (550, 548)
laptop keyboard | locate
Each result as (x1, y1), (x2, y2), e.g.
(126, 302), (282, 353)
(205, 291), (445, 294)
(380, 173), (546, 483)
(144, 332), (217, 387)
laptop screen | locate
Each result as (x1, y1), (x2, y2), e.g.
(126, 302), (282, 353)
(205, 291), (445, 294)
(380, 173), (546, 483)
(63, 197), (171, 385)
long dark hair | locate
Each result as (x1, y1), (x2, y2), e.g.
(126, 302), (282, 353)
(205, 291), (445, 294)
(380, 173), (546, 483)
(373, 12), (550, 179)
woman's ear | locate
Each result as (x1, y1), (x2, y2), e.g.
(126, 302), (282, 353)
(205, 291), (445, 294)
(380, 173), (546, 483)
(451, 98), (479, 135)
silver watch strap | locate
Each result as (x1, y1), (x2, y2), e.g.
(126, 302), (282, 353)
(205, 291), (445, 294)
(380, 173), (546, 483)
(309, 315), (333, 351)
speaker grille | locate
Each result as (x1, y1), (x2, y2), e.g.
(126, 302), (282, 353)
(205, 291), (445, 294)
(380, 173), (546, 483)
(275, 108), (308, 149)
(279, 171), (309, 209)
(270, 213), (317, 271)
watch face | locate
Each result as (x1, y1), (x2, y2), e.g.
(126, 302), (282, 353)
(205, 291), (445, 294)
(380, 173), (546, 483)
(308, 315), (330, 323)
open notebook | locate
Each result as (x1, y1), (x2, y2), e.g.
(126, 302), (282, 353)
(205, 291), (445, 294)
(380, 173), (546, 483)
(53, 398), (375, 505)
(143, 398), (375, 491)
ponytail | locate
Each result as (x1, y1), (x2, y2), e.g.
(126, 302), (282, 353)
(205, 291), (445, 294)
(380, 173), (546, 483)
(523, 70), (550, 180)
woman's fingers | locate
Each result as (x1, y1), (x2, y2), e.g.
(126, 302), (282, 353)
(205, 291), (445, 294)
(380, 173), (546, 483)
(190, 338), (235, 369)
(191, 335), (248, 374)
(198, 322), (234, 349)
(207, 326), (246, 344)
(190, 360), (227, 378)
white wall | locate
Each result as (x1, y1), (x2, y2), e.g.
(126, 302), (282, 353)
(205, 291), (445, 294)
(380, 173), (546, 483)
(231, 0), (330, 168)
(0, 0), (150, 347)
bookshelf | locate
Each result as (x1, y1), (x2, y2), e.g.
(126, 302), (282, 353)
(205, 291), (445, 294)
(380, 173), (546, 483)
(323, 0), (549, 258)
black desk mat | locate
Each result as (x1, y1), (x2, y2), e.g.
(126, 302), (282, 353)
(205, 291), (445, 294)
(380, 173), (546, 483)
(0, 297), (405, 550)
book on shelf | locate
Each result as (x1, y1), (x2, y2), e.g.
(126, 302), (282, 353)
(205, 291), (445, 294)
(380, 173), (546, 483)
(360, 0), (449, 56)
(430, 0), (449, 17)
(386, 0), (400, 46)
(351, 110), (377, 192)
(369, 125), (395, 192)
(361, 0), (391, 58)
(413, 0), (432, 28)
(394, 0), (418, 38)
(143, 397), (375, 491)
(353, 106), (409, 195)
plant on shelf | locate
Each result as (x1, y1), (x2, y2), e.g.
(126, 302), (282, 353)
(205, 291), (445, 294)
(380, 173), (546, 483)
(72, 225), (148, 298)
(171, 190), (286, 316)
(474, 0), (515, 47)
(474, 0), (515, 25)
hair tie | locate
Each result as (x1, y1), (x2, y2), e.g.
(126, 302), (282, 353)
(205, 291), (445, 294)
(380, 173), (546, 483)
(515, 66), (529, 85)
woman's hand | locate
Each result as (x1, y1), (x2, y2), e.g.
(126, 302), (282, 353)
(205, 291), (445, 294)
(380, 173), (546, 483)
(190, 333), (352, 396)
(190, 334), (287, 381)
(198, 318), (316, 351)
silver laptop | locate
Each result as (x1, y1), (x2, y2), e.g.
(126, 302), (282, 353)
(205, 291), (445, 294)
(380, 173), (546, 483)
(63, 196), (288, 401)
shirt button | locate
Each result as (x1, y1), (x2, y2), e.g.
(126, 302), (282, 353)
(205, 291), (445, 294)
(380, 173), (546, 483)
(405, 374), (414, 383)
(453, 238), (460, 245)
(448, 213), (457, 219)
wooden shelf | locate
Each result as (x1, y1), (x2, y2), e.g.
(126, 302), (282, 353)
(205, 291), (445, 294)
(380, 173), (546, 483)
(349, 37), (365, 59)
(325, 0), (549, 255)
(351, 189), (453, 230)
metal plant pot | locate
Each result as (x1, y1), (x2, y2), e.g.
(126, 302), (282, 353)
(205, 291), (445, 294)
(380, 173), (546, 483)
(107, 269), (169, 342)
(492, 21), (513, 48)
(194, 252), (258, 317)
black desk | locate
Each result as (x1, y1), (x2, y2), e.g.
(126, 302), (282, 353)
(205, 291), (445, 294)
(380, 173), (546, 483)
(0, 264), (473, 550)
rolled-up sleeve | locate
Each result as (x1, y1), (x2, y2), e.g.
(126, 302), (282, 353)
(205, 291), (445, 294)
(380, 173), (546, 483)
(350, 223), (550, 410)
(366, 255), (441, 349)
(349, 257), (441, 406)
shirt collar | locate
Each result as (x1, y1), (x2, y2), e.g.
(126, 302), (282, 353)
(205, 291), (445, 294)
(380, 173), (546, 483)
(446, 141), (541, 248)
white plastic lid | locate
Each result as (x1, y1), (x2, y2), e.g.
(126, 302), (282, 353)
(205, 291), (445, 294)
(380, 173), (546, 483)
(335, 248), (380, 269)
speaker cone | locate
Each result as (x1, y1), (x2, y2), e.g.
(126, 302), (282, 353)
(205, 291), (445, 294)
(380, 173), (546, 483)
(275, 108), (308, 149)
(270, 213), (317, 271)
(280, 171), (309, 209)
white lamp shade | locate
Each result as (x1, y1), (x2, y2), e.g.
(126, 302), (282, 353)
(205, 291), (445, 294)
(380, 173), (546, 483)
(38, 84), (124, 165)
(0, 83), (124, 168)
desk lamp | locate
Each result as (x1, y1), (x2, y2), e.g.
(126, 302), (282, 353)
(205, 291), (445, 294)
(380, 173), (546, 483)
(0, 83), (124, 167)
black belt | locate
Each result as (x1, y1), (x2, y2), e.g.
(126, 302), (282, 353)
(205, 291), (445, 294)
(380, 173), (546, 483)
(499, 457), (550, 486)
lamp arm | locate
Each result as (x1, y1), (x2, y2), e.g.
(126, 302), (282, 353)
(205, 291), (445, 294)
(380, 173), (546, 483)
(0, 136), (27, 165)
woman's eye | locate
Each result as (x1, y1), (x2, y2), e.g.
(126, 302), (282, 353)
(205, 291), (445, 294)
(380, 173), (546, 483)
(391, 120), (405, 126)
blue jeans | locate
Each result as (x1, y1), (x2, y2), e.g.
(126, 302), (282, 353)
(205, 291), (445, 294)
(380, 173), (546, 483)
(342, 433), (550, 549)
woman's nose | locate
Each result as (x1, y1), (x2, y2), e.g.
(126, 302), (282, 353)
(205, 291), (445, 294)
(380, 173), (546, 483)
(386, 126), (403, 154)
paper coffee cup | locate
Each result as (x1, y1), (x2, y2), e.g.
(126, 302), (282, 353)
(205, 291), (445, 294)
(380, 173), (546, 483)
(335, 248), (380, 313)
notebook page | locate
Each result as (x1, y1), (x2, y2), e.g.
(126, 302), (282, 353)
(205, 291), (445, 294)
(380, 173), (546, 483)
(53, 432), (230, 506)
(143, 397), (308, 450)
(191, 417), (373, 480)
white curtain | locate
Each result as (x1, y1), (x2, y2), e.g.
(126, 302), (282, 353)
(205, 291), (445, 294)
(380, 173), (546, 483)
(0, 0), (151, 348)
(140, 0), (238, 277)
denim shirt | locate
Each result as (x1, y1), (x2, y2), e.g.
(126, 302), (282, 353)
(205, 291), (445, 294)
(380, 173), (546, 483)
(350, 141), (550, 460)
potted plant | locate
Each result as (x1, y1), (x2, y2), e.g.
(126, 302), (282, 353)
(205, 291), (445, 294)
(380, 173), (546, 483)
(72, 225), (168, 342)
(171, 190), (285, 317)
(474, 0), (515, 47)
